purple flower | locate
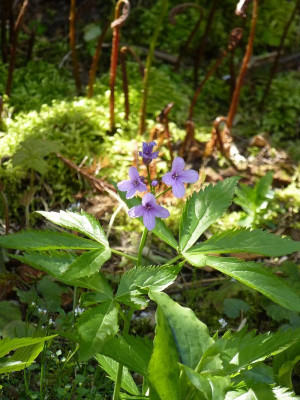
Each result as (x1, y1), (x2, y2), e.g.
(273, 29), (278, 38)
(139, 141), (159, 165)
(128, 193), (170, 230)
(117, 167), (147, 199)
(151, 180), (159, 187)
(162, 157), (198, 198)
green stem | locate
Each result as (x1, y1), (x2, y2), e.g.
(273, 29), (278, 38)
(111, 248), (138, 262)
(113, 308), (134, 400)
(137, 227), (148, 266)
(156, 187), (171, 199)
(167, 254), (182, 265)
(146, 165), (154, 194)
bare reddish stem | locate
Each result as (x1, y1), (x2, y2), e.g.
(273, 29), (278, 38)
(87, 21), (110, 98)
(109, 0), (130, 131)
(5, 0), (30, 96)
(69, 0), (82, 95)
(227, 0), (258, 130)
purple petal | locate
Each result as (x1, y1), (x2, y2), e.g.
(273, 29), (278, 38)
(128, 205), (145, 218)
(172, 181), (186, 198)
(142, 142), (148, 153)
(172, 157), (185, 173)
(153, 205), (170, 219)
(151, 151), (159, 159)
(117, 180), (133, 192)
(137, 182), (147, 192)
(162, 172), (175, 186)
(143, 211), (156, 230)
(179, 169), (198, 184)
(128, 166), (139, 181)
(126, 186), (138, 199)
(142, 193), (156, 207)
(149, 141), (157, 148)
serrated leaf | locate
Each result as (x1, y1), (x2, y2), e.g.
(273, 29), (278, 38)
(273, 341), (300, 389)
(38, 210), (109, 247)
(216, 328), (300, 375)
(148, 307), (181, 400)
(187, 255), (300, 312)
(62, 248), (111, 279)
(186, 228), (300, 257)
(272, 386), (300, 399)
(100, 335), (152, 377)
(11, 252), (113, 297)
(95, 354), (140, 395)
(150, 291), (214, 369)
(0, 230), (102, 250)
(115, 264), (181, 303)
(77, 300), (118, 361)
(113, 182), (178, 249)
(183, 365), (231, 400)
(179, 177), (239, 252)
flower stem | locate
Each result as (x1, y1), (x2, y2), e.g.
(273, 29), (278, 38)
(137, 227), (148, 266)
(156, 187), (171, 199)
(111, 248), (138, 262)
(146, 165), (154, 193)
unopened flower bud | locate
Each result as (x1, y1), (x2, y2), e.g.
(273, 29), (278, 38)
(151, 180), (158, 187)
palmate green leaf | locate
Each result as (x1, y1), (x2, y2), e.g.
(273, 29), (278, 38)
(12, 252), (113, 297)
(148, 306), (181, 400)
(12, 138), (60, 174)
(113, 182), (178, 249)
(183, 365), (231, 400)
(186, 255), (300, 312)
(115, 264), (181, 304)
(77, 300), (118, 361)
(100, 335), (153, 377)
(62, 248), (111, 279)
(215, 328), (300, 376)
(38, 210), (109, 247)
(95, 355), (140, 395)
(150, 291), (215, 370)
(179, 177), (239, 252)
(0, 230), (102, 251)
(186, 228), (300, 257)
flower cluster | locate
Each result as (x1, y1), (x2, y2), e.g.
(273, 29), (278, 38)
(117, 142), (198, 230)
